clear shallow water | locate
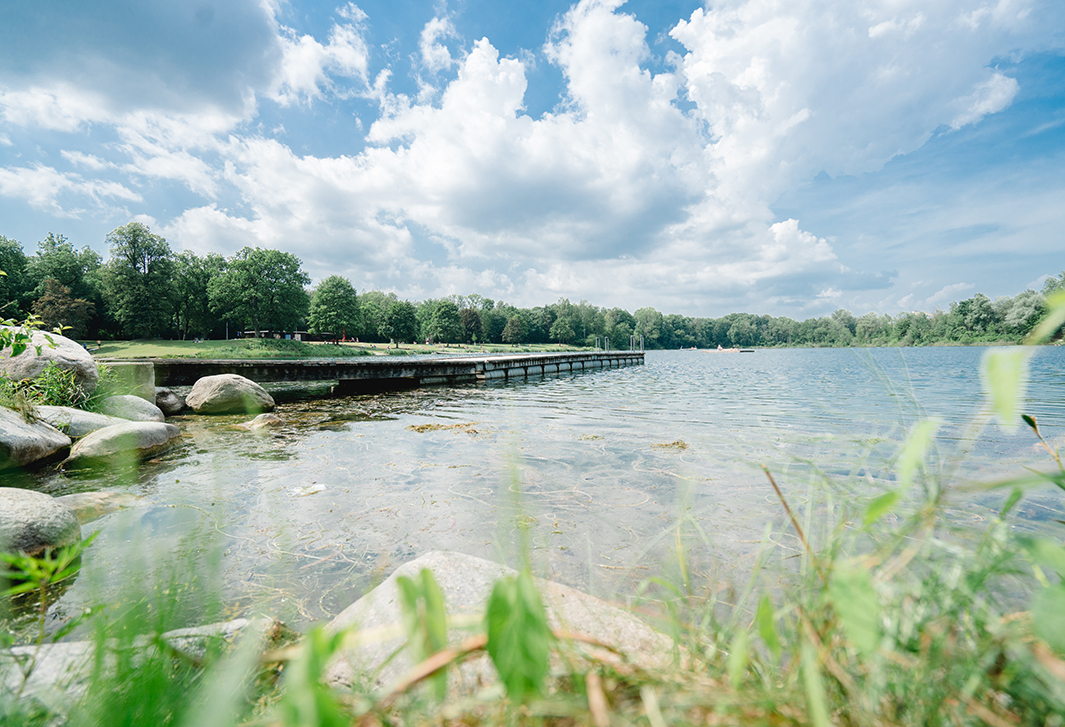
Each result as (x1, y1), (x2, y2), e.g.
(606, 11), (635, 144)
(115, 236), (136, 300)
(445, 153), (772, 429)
(11, 346), (1065, 631)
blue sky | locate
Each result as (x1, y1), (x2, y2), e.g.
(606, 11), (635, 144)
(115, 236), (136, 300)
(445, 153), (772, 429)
(0, 0), (1062, 318)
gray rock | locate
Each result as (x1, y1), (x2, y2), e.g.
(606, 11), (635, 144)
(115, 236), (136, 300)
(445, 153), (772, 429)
(105, 361), (155, 401)
(98, 394), (165, 422)
(155, 387), (185, 416)
(36, 405), (126, 438)
(186, 374), (274, 414)
(234, 413), (283, 431)
(0, 406), (71, 470)
(62, 421), (181, 469)
(324, 551), (673, 693)
(0, 487), (81, 557)
(0, 327), (98, 394)
(55, 491), (138, 523)
(1, 618), (282, 715)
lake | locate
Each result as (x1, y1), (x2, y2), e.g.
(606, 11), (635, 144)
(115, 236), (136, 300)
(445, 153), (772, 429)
(13, 345), (1065, 631)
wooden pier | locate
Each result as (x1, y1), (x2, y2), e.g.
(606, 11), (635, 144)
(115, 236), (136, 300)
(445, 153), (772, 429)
(105, 351), (644, 393)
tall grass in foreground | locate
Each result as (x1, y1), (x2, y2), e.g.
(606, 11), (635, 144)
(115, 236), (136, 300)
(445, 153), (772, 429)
(3, 295), (1065, 726)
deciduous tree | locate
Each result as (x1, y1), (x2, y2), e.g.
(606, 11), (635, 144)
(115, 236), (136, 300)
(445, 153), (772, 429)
(32, 278), (95, 338)
(102, 223), (175, 338)
(308, 275), (360, 339)
(0, 235), (30, 316)
(209, 247), (310, 336)
(459, 307), (482, 343)
(380, 300), (418, 345)
(427, 300), (463, 343)
(173, 251), (225, 340)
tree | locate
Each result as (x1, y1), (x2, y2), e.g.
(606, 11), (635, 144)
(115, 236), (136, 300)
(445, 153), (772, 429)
(1002, 290), (1046, 336)
(102, 223), (175, 338)
(481, 307), (508, 343)
(1042, 272), (1065, 297)
(28, 233), (106, 335)
(727, 318), (756, 347)
(459, 307), (482, 343)
(426, 300), (463, 343)
(32, 278), (95, 338)
(549, 316), (576, 344)
(0, 235), (30, 316)
(209, 247), (310, 336)
(633, 307), (663, 348)
(308, 275), (360, 339)
(172, 251), (225, 340)
(502, 315), (528, 344)
(380, 300), (418, 345)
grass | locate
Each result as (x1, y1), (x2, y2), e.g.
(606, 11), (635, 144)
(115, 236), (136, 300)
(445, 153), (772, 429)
(94, 338), (372, 359)
(92, 339), (593, 360)
(3, 433), (1063, 727)
(2, 305), (1063, 726)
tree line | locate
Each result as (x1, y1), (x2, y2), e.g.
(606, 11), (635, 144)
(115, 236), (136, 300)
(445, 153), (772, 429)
(1, 223), (1062, 348)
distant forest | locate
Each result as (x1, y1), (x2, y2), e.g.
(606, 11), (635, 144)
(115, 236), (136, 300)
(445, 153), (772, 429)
(2, 224), (1062, 349)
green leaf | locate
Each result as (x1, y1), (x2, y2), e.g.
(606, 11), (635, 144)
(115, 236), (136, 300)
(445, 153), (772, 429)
(1033, 585), (1065, 654)
(279, 627), (348, 727)
(829, 564), (880, 657)
(982, 348), (1030, 432)
(1019, 537), (1065, 579)
(485, 570), (553, 704)
(396, 569), (449, 700)
(801, 641), (830, 727)
(755, 595), (781, 659)
(896, 418), (940, 490)
(1, 580), (40, 597)
(1025, 290), (1065, 345)
(1000, 487), (1024, 517)
(864, 491), (901, 525)
(726, 628), (749, 685)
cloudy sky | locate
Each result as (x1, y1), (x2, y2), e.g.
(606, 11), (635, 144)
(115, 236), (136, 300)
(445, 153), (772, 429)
(1, 0), (1062, 317)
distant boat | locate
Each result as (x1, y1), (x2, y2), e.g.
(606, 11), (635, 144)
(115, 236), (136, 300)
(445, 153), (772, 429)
(706, 347), (756, 353)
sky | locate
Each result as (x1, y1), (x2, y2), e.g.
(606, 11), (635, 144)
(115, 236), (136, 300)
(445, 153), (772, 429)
(0, 0), (1063, 318)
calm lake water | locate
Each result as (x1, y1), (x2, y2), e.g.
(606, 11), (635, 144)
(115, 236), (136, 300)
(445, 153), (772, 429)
(13, 346), (1065, 631)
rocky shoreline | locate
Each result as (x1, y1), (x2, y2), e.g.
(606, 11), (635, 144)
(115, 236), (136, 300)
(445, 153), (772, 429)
(1, 327), (277, 555)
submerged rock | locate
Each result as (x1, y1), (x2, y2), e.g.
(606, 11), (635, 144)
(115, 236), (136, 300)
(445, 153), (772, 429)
(234, 413), (283, 431)
(154, 387), (185, 416)
(62, 421), (181, 469)
(0, 487), (81, 557)
(324, 551), (673, 693)
(36, 405), (127, 438)
(0, 328), (99, 395)
(186, 374), (274, 414)
(98, 394), (165, 422)
(55, 491), (138, 523)
(106, 361), (155, 401)
(0, 406), (71, 470)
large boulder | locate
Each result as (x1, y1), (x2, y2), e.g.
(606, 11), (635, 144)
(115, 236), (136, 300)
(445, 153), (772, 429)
(36, 405), (127, 438)
(324, 551), (673, 693)
(62, 421), (181, 469)
(105, 361), (155, 401)
(155, 387), (185, 416)
(0, 487), (81, 557)
(98, 394), (165, 422)
(0, 327), (98, 394)
(186, 374), (274, 414)
(0, 407), (71, 470)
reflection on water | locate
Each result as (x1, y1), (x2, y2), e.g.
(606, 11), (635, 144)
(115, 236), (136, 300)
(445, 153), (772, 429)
(14, 346), (1065, 632)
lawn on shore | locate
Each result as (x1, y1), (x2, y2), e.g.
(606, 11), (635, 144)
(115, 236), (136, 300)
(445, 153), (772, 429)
(92, 338), (591, 359)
